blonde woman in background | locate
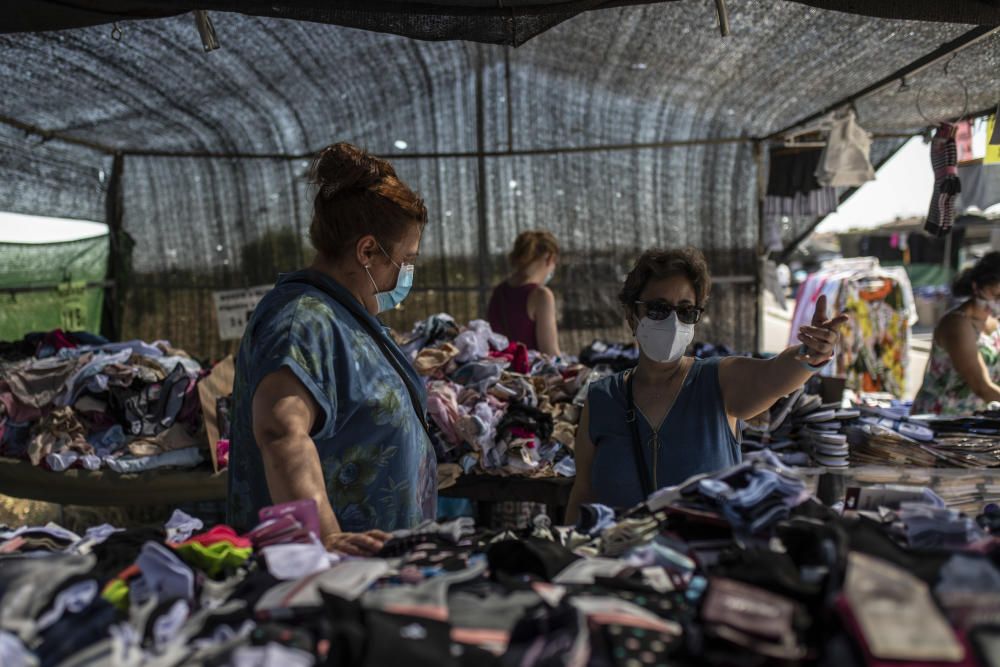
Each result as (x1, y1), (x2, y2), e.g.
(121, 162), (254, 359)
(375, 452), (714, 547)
(487, 230), (561, 356)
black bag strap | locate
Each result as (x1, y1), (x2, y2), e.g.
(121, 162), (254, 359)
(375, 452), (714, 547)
(625, 370), (655, 499)
(283, 275), (431, 437)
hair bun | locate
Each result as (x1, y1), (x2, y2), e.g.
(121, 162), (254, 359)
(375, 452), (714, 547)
(309, 142), (397, 199)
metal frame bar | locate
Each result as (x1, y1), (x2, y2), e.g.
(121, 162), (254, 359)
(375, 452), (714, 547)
(765, 25), (1000, 141)
(0, 114), (116, 154)
(120, 274), (758, 292)
(114, 136), (754, 160)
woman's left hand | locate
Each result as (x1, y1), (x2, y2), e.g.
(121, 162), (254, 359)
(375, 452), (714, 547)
(796, 294), (849, 366)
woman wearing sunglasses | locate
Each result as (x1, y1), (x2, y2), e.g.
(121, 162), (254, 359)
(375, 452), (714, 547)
(566, 247), (846, 518)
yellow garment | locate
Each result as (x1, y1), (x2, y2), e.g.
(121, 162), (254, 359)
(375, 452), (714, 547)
(987, 115), (1000, 165)
(175, 541), (252, 579)
(102, 579), (130, 611)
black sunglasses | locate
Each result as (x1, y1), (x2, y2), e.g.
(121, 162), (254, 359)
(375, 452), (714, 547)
(635, 299), (704, 324)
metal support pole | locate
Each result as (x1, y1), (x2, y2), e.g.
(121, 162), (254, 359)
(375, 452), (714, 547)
(102, 152), (124, 341)
(475, 47), (491, 316)
(753, 140), (766, 354)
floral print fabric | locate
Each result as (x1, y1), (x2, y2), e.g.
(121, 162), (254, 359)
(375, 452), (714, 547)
(912, 317), (1000, 415)
(226, 270), (436, 533)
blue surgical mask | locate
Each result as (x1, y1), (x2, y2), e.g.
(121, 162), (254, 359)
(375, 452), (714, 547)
(544, 270), (555, 286)
(365, 244), (414, 314)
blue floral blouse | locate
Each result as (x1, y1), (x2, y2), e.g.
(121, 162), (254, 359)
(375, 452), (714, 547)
(226, 269), (436, 533)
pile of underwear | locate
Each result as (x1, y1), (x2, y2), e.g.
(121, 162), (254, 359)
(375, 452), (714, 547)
(396, 315), (601, 479)
(577, 340), (738, 374)
(2, 454), (999, 667)
(0, 329), (208, 474)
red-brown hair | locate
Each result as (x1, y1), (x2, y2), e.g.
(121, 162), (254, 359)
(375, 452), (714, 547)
(307, 142), (427, 258)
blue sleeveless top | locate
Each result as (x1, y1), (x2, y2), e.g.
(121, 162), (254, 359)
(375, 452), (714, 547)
(587, 357), (741, 509)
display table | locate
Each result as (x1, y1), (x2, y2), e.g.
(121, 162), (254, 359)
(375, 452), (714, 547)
(816, 465), (1000, 515)
(0, 456), (226, 506)
(439, 474), (575, 523)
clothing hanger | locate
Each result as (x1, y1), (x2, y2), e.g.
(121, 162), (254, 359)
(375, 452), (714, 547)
(915, 56), (970, 127)
(781, 136), (826, 149)
(780, 110), (840, 148)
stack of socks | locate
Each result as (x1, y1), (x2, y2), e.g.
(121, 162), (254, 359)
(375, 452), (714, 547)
(743, 389), (859, 468)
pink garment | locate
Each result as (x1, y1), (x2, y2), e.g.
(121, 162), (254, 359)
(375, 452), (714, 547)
(183, 525), (252, 550)
(0, 381), (44, 422)
(216, 439), (230, 469)
(426, 381), (466, 446)
(955, 120), (974, 163)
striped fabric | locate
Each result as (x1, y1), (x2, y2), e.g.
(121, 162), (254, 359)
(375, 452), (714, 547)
(925, 123), (962, 237)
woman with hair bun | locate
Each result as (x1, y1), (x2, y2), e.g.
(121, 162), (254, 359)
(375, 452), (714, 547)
(913, 252), (1000, 415)
(487, 230), (561, 356)
(227, 142), (436, 554)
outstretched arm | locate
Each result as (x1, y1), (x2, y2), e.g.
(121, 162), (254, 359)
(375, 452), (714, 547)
(719, 294), (847, 420)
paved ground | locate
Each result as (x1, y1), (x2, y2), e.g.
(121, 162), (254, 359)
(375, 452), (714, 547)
(761, 292), (928, 400)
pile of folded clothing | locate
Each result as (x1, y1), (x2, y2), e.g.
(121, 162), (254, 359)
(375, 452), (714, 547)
(845, 401), (939, 466)
(396, 315), (598, 479)
(579, 339), (639, 372)
(845, 401), (1000, 469)
(0, 329), (209, 474)
(577, 340), (741, 373)
(690, 341), (739, 359)
(2, 455), (999, 667)
(743, 388), (859, 467)
(914, 412), (1000, 468)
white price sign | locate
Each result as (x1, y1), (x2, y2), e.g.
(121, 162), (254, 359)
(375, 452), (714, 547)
(213, 285), (273, 341)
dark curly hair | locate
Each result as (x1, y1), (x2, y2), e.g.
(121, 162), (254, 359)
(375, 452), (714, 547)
(619, 247), (712, 314)
(952, 252), (1000, 297)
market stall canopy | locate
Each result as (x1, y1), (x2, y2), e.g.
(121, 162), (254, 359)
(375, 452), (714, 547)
(1, 1), (998, 356)
(6, 1), (1000, 46)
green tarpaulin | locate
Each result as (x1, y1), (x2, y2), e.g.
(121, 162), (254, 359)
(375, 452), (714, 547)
(0, 235), (109, 340)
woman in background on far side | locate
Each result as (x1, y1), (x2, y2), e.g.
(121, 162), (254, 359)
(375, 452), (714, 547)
(487, 230), (561, 356)
(913, 252), (1000, 415)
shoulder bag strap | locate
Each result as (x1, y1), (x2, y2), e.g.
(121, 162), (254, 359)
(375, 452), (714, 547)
(625, 371), (655, 499)
(283, 276), (431, 437)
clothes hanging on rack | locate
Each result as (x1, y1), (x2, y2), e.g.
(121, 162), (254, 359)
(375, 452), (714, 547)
(789, 258), (911, 397)
(955, 120), (975, 164)
(814, 110), (875, 188)
(763, 187), (840, 219)
(766, 147), (824, 197)
(957, 161), (1000, 211)
(925, 123), (962, 237)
